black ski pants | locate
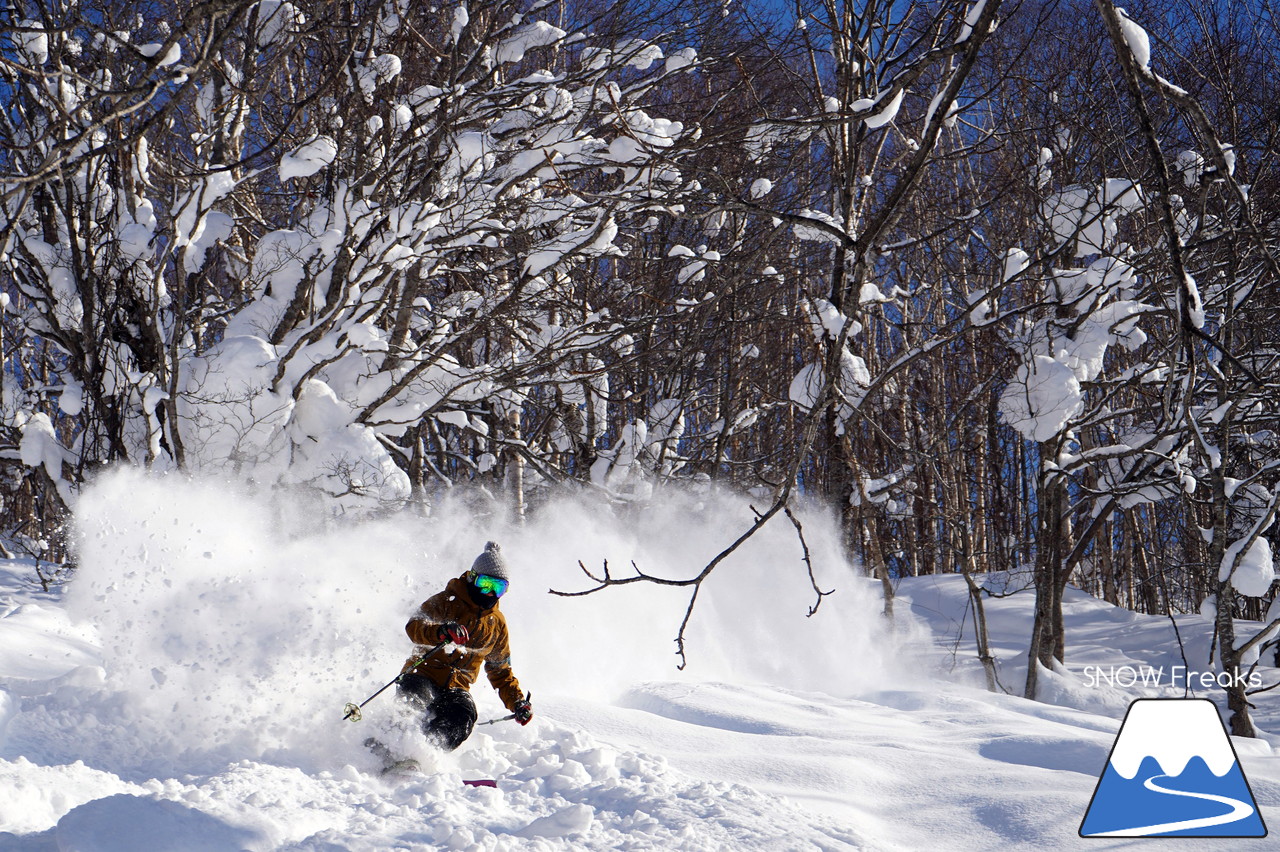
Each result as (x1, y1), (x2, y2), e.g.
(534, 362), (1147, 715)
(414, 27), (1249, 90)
(397, 673), (477, 751)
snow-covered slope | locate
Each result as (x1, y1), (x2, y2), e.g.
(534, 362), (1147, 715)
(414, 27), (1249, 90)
(0, 472), (1277, 850)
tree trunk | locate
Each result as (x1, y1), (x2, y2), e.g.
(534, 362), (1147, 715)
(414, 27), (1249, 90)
(964, 569), (999, 693)
(1025, 444), (1068, 699)
(1215, 588), (1257, 737)
(507, 410), (526, 524)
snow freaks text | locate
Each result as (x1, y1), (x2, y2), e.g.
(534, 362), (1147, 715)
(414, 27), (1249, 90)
(1083, 666), (1264, 690)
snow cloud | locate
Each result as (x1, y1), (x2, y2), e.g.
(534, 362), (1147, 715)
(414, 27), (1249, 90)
(40, 471), (897, 777)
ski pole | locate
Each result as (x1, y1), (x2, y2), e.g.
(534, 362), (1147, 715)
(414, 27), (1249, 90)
(477, 692), (531, 726)
(343, 640), (447, 722)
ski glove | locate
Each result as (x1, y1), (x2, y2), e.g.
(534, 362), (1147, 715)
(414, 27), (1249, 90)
(438, 622), (469, 645)
(513, 696), (533, 726)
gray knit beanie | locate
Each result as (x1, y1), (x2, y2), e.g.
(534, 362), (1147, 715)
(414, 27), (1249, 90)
(470, 541), (510, 580)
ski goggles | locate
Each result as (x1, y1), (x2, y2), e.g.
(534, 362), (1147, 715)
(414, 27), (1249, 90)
(471, 573), (509, 598)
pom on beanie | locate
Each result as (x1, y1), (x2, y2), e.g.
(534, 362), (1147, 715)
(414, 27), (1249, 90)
(470, 541), (510, 580)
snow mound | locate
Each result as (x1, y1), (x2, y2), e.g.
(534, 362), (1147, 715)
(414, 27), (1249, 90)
(0, 604), (99, 682)
(0, 757), (147, 835)
(56, 794), (266, 852)
(1222, 537), (1276, 598)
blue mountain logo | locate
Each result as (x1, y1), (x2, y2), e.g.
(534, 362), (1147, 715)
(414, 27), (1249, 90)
(1080, 698), (1267, 837)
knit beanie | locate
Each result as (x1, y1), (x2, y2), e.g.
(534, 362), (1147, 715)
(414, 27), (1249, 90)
(470, 541), (510, 580)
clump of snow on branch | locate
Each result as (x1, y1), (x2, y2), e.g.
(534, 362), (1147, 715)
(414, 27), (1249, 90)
(1221, 536), (1277, 598)
(1001, 180), (1152, 445)
(1042, 179), (1143, 257)
(279, 136), (338, 181)
(999, 356), (1084, 443)
(254, 1), (305, 47)
(863, 89), (904, 129)
(789, 300), (870, 432)
(0, 4), (706, 517)
(1115, 8), (1151, 71)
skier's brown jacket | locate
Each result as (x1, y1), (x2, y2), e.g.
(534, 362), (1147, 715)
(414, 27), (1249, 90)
(403, 575), (523, 711)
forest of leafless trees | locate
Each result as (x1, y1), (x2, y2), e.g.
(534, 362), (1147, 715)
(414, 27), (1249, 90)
(2, 0), (1278, 730)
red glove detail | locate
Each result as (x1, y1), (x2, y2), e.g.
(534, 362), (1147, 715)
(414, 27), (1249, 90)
(438, 622), (469, 645)
(513, 697), (533, 726)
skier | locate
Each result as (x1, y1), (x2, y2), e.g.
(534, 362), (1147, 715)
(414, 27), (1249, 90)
(398, 541), (532, 751)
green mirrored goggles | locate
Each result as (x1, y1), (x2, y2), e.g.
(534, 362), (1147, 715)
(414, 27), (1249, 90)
(472, 573), (509, 597)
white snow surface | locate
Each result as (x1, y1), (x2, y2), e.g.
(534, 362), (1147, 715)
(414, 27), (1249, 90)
(1, 474), (1278, 849)
(959, 0), (989, 42)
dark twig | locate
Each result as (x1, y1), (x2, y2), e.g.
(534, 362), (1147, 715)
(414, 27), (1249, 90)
(1167, 612), (1196, 698)
(784, 505), (834, 616)
(551, 558), (700, 668)
(552, 495), (799, 668)
(552, 500), (840, 668)
(551, 559), (697, 597)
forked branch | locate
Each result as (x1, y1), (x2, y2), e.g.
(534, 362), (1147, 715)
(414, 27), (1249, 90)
(552, 499), (836, 669)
